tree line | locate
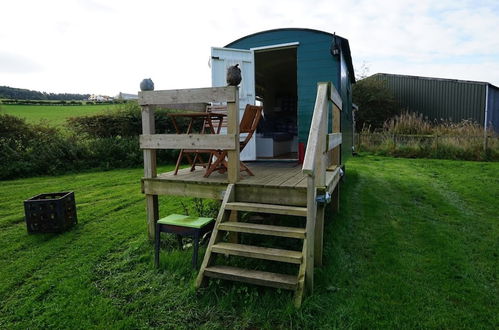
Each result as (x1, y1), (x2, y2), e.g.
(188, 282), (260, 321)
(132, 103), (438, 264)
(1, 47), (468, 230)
(0, 86), (90, 101)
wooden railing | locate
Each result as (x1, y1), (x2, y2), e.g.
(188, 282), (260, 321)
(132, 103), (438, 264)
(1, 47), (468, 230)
(139, 86), (240, 238)
(301, 82), (342, 292)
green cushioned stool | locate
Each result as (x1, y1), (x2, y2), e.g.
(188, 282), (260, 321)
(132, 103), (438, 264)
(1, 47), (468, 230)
(155, 214), (215, 269)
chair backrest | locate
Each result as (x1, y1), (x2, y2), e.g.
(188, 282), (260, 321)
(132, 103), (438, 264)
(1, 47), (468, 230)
(240, 105), (263, 134)
(240, 104), (263, 148)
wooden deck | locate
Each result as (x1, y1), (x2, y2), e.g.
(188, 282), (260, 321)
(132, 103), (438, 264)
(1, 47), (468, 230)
(142, 161), (340, 206)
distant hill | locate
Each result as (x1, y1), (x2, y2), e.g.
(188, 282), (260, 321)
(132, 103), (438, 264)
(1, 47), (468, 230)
(0, 86), (90, 101)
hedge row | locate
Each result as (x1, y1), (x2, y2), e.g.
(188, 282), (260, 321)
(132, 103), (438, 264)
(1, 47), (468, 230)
(1, 99), (121, 106)
(0, 103), (186, 179)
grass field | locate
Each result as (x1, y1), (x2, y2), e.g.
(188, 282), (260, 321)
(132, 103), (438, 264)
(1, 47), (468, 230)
(0, 156), (497, 328)
(1, 104), (119, 127)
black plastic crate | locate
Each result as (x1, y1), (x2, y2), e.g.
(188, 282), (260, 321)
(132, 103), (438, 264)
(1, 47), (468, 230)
(24, 192), (77, 233)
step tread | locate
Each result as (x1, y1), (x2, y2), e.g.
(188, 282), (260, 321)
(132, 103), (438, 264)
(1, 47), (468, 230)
(225, 202), (307, 217)
(212, 242), (302, 264)
(204, 265), (297, 290)
(218, 222), (306, 239)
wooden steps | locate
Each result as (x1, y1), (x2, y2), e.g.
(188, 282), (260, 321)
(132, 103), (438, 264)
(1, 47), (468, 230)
(196, 184), (309, 308)
(218, 222), (306, 239)
(225, 202), (307, 217)
(211, 242), (302, 264)
(204, 265), (298, 290)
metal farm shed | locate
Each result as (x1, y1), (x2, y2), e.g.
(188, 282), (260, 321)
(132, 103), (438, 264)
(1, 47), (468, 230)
(372, 73), (499, 133)
(210, 28), (355, 162)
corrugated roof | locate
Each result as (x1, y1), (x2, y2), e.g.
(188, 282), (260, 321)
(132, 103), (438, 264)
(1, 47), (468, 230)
(374, 73), (498, 89)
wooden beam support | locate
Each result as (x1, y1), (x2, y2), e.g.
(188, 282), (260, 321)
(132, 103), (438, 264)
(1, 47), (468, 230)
(305, 176), (316, 293)
(226, 89), (240, 183)
(315, 203), (325, 267)
(138, 86), (237, 105)
(326, 133), (342, 152)
(141, 105), (158, 240)
(140, 134), (237, 150)
(141, 179), (308, 206)
(330, 85), (343, 111)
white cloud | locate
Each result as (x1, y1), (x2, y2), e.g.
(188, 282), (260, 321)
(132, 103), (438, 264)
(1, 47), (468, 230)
(1, 0), (498, 94)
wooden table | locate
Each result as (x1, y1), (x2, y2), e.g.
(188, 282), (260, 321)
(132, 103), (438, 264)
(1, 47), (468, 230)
(168, 112), (226, 175)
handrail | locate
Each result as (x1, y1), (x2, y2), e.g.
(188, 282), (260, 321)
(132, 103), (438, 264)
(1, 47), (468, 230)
(302, 82), (330, 176)
(302, 82), (343, 177)
(301, 81), (343, 292)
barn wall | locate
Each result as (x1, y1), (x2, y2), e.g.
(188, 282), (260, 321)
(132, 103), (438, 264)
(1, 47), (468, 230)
(374, 73), (486, 124)
(487, 85), (499, 133)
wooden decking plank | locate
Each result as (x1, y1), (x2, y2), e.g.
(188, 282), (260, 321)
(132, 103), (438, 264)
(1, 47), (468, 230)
(243, 168), (278, 184)
(225, 202), (307, 217)
(218, 222), (306, 239)
(150, 162), (310, 207)
(294, 175), (309, 188)
(262, 164), (302, 187)
(243, 163), (289, 185)
(204, 265), (297, 290)
(279, 169), (307, 188)
(211, 242), (302, 264)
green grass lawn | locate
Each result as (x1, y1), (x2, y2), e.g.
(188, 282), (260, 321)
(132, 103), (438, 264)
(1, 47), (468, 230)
(0, 156), (497, 328)
(1, 104), (119, 127)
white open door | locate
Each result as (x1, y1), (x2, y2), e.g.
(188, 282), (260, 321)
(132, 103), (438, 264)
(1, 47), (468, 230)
(211, 47), (256, 161)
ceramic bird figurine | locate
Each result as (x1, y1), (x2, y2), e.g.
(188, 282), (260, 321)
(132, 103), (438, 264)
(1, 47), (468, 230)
(140, 78), (154, 91)
(226, 64), (242, 86)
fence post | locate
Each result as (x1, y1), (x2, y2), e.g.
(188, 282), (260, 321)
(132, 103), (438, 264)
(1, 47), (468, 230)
(227, 88), (240, 183)
(141, 105), (159, 240)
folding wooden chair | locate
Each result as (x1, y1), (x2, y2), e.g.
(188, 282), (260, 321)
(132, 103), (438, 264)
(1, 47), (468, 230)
(204, 104), (263, 177)
(171, 108), (225, 175)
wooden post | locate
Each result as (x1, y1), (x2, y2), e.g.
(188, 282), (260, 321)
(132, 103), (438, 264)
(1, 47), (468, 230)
(227, 88), (240, 183)
(305, 176), (316, 293)
(315, 193), (325, 267)
(141, 105), (159, 240)
(314, 99), (328, 267)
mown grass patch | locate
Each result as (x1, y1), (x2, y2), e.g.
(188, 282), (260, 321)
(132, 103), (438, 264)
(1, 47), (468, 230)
(0, 157), (497, 328)
(1, 104), (119, 127)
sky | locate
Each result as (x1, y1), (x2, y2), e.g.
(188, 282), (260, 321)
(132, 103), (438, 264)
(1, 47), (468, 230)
(1, 0), (499, 96)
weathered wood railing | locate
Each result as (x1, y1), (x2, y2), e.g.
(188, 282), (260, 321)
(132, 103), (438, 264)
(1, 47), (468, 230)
(301, 81), (342, 293)
(139, 86), (240, 239)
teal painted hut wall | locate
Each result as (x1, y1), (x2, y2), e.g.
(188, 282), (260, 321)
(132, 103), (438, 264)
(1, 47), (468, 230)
(225, 28), (355, 158)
